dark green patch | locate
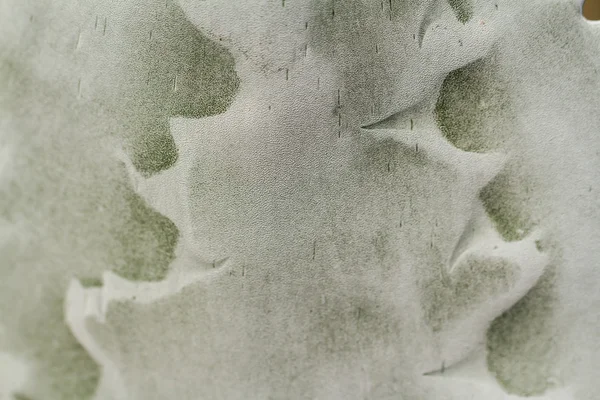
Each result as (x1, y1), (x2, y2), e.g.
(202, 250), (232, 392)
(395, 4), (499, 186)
(422, 255), (518, 332)
(435, 56), (513, 152)
(12, 393), (34, 400)
(110, 0), (239, 176)
(362, 138), (429, 174)
(535, 240), (544, 252)
(487, 266), (559, 396)
(110, 179), (179, 282)
(129, 130), (179, 178)
(79, 276), (103, 288)
(447, 0), (473, 23)
(480, 170), (534, 242)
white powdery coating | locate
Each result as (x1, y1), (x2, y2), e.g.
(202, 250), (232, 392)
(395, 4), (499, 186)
(51, 0), (600, 398)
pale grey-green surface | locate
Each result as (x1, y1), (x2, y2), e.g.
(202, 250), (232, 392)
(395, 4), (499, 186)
(1, 0), (599, 399)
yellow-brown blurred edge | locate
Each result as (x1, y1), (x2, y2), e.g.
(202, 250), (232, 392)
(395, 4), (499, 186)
(583, 0), (600, 20)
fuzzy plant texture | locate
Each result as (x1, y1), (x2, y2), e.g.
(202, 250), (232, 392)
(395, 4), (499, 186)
(0, 0), (599, 399)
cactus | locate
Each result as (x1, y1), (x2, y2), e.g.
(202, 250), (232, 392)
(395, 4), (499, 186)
(1, 0), (599, 399)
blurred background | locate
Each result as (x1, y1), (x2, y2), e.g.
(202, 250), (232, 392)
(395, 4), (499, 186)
(584, 0), (600, 20)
